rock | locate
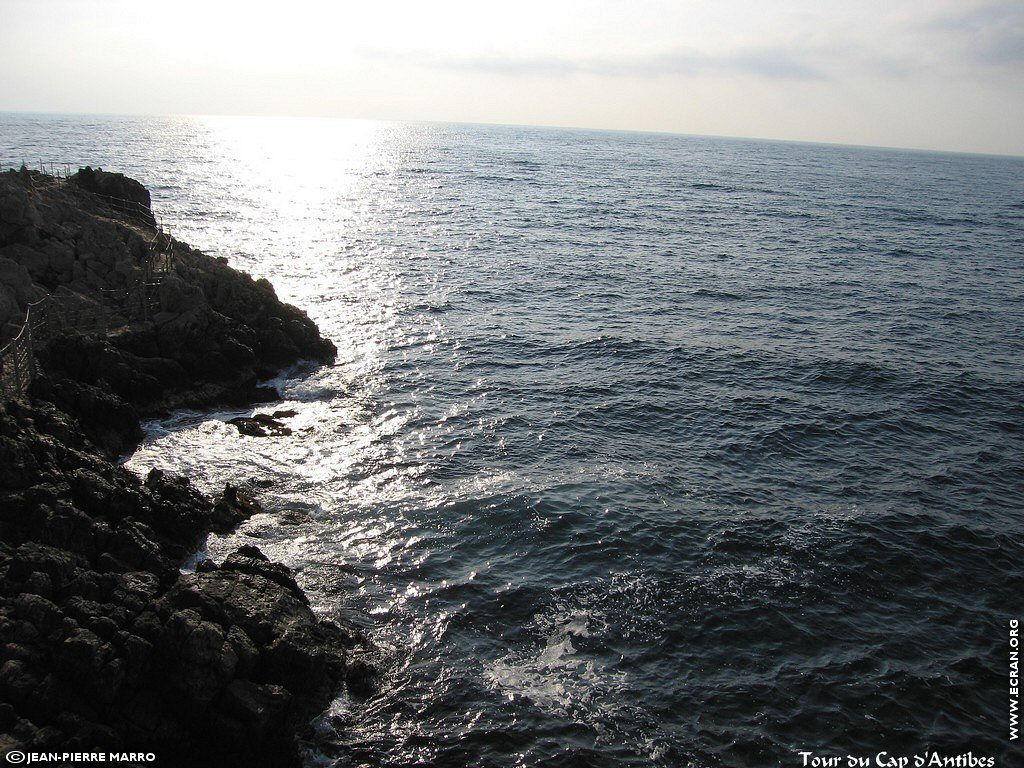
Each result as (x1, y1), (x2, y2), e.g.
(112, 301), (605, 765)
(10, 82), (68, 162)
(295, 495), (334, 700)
(227, 414), (293, 437)
(67, 167), (155, 228)
(0, 172), (44, 246)
(0, 660), (41, 710)
(0, 245), (52, 291)
(345, 656), (377, 698)
(220, 545), (308, 603)
(2, 169), (336, 413)
(162, 610), (238, 711)
(0, 254), (34, 305)
(8, 594), (62, 636)
(225, 626), (258, 677)
(211, 485), (262, 533)
(110, 570), (159, 601)
(0, 400), (373, 764)
(0, 291), (19, 338)
(0, 435), (39, 489)
(30, 375), (143, 458)
(219, 679), (291, 729)
(35, 335), (166, 409)
(4, 542), (85, 592)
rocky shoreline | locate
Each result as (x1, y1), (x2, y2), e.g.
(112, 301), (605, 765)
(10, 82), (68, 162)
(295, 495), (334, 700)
(0, 169), (374, 766)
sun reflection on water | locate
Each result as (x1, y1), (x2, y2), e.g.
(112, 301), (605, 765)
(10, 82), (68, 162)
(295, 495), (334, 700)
(124, 117), (458, 604)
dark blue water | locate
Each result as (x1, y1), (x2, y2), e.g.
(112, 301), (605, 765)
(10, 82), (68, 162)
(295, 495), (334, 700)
(3, 114), (1023, 766)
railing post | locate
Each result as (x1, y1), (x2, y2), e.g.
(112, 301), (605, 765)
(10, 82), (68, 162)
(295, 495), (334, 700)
(12, 339), (22, 394)
(33, 300), (46, 345)
(24, 320), (34, 386)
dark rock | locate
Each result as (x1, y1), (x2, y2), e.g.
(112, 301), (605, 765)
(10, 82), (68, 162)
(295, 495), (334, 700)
(227, 414), (293, 437)
(2, 170), (335, 412)
(220, 545), (308, 603)
(225, 625), (259, 678)
(8, 594), (62, 636)
(211, 485), (261, 532)
(67, 167), (155, 227)
(345, 656), (377, 698)
(0, 660), (40, 710)
(0, 252), (34, 300)
(32, 375), (142, 458)
(109, 571), (159, 614)
(0, 435), (38, 488)
(161, 609), (237, 711)
(5, 543), (85, 591)
(219, 679), (291, 729)
(22, 572), (52, 599)
(0, 400), (374, 764)
(108, 519), (172, 576)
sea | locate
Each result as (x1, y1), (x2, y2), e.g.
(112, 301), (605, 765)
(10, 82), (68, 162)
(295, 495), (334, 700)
(2, 113), (1023, 768)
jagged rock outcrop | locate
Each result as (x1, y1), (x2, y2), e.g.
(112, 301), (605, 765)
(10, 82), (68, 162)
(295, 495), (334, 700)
(67, 167), (156, 227)
(0, 168), (336, 410)
(0, 375), (372, 768)
(0, 171), (373, 766)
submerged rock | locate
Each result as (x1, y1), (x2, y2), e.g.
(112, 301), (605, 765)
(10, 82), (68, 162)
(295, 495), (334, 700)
(227, 413), (294, 438)
(211, 484), (262, 532)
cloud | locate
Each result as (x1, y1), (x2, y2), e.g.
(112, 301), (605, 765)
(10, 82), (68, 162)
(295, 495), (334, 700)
(924, 2), (1024, 67)
(725, 50), (825, 81)
(381, 47), (827, 82)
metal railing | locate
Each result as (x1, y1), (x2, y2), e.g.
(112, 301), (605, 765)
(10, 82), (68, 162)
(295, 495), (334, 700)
(3, 162), (165, 229)
(0, 162), (74, 179)
(0, 301), (40, 398)
(0, 279), (169, 401)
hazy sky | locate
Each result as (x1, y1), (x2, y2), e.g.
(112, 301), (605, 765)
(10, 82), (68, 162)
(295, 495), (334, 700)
(1, 0), (1022, 155)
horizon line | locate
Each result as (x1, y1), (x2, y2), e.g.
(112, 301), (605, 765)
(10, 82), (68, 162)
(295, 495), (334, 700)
(2, 108), (1023, 162)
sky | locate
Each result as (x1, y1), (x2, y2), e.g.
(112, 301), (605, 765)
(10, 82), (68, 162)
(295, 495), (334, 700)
(0, 0), (1022, 155)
